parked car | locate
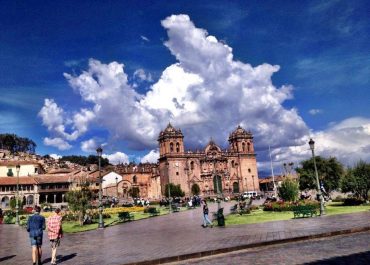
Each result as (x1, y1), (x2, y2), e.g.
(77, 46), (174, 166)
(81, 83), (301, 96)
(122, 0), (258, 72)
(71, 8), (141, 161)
(242, 191), (258, 199)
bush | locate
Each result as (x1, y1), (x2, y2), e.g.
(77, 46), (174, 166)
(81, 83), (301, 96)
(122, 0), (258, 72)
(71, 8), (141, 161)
(144, 207), (157, 214)
(278, 178), (299, 202)
(4, 215), (14, 224)
(343, 198), (364, 206)
(332, 195), (345, 202)
(63, 212), (79, 221)
(4, 210), (15, 218)
(264, 200), (319, 212)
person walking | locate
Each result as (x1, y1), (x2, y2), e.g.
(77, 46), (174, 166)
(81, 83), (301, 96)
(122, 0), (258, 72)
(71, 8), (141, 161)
(47, 208), (63, 265)
(27, 205), (46, 265)
(201, 200), (213, 228)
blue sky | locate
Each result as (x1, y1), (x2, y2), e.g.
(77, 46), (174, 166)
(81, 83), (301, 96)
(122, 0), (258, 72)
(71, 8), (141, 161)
(1, 0), (369, 174)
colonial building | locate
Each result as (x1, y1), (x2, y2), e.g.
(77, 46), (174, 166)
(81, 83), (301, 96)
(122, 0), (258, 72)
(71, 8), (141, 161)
(158, 124), (259, 197)
(1, 124), (260, 208)
(111, 163), (161, 200)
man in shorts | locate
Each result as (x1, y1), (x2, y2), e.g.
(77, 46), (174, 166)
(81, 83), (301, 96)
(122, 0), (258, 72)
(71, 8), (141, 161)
(47, 208), (63, 265)
(27, 205), (46, 265)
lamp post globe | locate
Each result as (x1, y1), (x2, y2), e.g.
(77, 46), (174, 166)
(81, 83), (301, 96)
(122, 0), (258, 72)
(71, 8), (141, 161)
(308, 138), (325, 216)
(96, 147), (104, 228)
(15, 164), (20, 225)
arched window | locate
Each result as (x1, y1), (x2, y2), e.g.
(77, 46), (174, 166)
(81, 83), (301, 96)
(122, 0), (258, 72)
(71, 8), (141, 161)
(248, 168), (251, 173)
(133, 175), (137, 184)
(247, 142), (251, 152)
(242, 142), (246, 152)
(231, 160), (235, 168)
(232, 182), (239, 193)
(190, 161), (194, 170)
(176, 142), (180, 152)
(170, 142), (174, 152)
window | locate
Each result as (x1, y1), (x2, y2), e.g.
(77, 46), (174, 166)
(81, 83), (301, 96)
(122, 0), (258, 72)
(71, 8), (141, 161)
(176, 142), (180, 152)
(176, 172), (179, 176)
(190, 161), (194, 170)
(247, 142), (251, 152)
(242, 142), (245, 152)
(170, 142), (174, 152)
(133, 175), (137, 184)
(231, 160), (235, 168)
(7, 168), (13, 177)
(248, 168), (251, 173)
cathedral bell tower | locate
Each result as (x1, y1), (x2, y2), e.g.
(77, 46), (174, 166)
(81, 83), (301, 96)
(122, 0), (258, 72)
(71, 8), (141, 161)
(228, 125), (254, 154)
(158, 123), (184, 157)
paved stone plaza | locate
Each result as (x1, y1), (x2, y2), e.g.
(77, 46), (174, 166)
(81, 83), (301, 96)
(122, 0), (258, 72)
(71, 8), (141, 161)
(170, 231), (370, 265)
(0, 203), (369, 265)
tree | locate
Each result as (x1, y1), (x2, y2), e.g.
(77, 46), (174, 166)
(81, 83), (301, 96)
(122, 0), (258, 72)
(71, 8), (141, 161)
(296, 156), (344, 194)
(9, 197), (24, 209)
(129, 187), (140, 198)
(164, 183), (185, 198)
(278, 178), (299, 202)
(0, 133), (36, 154)
(61, 155), (110, 167)
(65, 181), (92, 226)
(341, 161), (370, 201)
(191, 183), (200, 196)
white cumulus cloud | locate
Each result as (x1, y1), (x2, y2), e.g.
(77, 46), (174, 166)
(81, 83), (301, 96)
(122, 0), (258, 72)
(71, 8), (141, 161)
(49, 154), (62, 160)
(140, 149), (160, 163)
(43, 137), (72, 150)
(81, 138), (99, 153)
(103, 152), (130, 165)
(133, 68), (153, 82)
(38, 14), (370, 171)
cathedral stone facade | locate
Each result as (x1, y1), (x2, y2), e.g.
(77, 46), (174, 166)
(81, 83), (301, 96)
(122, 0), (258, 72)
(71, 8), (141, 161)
(158, 124), (259, 197)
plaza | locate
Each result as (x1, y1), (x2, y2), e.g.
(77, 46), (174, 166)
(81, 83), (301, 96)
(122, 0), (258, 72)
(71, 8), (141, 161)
(1, 202), (369, 265)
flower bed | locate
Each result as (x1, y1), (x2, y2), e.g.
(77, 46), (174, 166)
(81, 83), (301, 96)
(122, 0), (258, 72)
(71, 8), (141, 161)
(103, 206), (144, 215)
(263, 200), (319, 212)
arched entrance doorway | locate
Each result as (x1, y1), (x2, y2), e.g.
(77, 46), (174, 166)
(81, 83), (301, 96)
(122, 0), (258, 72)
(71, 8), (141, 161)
(26, 195), (34, 205)
(1, 196), (10, 208)
(213, 175), (222, 194)
(232, 182), (239, 193)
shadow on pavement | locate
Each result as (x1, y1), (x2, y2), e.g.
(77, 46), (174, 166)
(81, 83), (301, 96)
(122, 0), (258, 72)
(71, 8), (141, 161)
(59, 253), (77, 263)
(0, 255), (16, 262)
(304, 250), (370, 265)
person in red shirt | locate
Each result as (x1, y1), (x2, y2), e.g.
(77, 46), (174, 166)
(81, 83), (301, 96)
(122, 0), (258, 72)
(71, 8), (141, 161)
(47, 208), (63, 265)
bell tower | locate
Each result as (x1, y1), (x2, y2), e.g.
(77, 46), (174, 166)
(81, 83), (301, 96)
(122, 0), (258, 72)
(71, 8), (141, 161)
(228, 125), (254, 153)
(158, 123), (184, 157)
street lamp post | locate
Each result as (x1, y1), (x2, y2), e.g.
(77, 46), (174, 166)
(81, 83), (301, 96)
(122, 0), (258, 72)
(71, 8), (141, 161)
(308, 139), (325, 216)
(115, 176), (119, 198)
(96, 147), (104, 228)
(16, 164), (20, 225)
(213, 161), (221, 212)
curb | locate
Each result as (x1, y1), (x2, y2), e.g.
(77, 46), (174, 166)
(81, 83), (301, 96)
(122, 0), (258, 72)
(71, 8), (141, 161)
(122, 226), (370, 265)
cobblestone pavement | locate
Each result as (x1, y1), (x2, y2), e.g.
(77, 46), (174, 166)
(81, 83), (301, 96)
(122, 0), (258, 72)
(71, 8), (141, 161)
(0, 203), (369, 265)
(169, 231), (370, 265)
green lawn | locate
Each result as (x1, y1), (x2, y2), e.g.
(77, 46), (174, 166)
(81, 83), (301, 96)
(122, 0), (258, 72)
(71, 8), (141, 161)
(225, 203), (370, 226)
(62, 206), (178, 233)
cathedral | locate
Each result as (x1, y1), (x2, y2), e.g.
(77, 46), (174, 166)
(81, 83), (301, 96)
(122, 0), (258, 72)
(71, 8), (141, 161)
(157, 123), (259, 197)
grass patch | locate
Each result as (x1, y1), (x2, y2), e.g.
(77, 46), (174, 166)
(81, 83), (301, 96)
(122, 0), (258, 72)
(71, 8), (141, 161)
(225, 203), (370, 226)
(61, 206), (175, 233)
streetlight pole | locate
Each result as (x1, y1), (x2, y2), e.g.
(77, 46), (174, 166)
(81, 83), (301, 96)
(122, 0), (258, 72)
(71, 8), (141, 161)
(115, 176), (119, 198)
(96, 147), (104, 228)
(16, 164), (20, 225)
(308, 139), (325, 216)
(213, 161), (221, 212)
(269, 145), (277, 198)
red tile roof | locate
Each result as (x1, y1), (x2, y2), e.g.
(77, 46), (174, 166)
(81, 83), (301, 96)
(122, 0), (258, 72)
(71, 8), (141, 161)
(0, 160), (40, 166)
(0, 177), (37, 185)
(34, 175), (72, 184)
